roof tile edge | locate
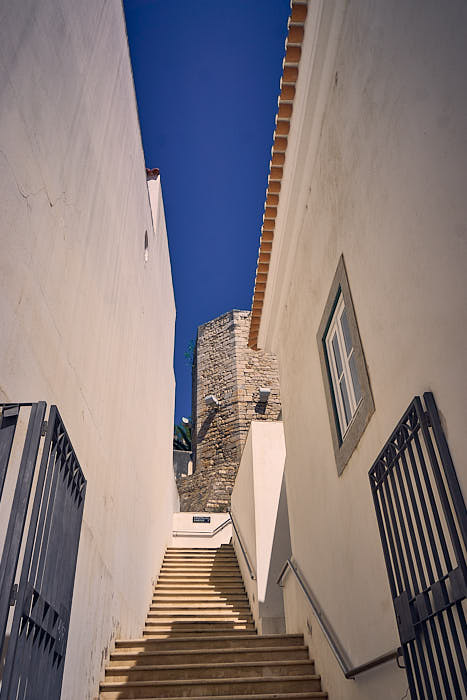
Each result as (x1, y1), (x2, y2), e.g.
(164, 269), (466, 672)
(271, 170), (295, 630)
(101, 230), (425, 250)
(247, 0), (308, 350)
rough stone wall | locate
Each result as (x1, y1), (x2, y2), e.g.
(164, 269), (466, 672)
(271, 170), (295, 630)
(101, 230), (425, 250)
(178, 310), (281, 511)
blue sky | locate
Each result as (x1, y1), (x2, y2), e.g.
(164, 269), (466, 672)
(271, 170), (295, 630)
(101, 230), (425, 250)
(123, 0), (290, 424)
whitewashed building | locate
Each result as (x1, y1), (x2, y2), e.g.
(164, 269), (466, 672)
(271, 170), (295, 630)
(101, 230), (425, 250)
(236, 1), (467, 698)
(0, 2), (178, 697)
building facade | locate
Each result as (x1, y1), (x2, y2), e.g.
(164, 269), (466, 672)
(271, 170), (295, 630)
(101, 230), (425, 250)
(0, 2), (178, 697)
(246, 0), (467, 698)
(178, 309), (281, 511)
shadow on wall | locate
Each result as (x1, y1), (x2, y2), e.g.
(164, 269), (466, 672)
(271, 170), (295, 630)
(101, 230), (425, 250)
(197, 409), (216, 442)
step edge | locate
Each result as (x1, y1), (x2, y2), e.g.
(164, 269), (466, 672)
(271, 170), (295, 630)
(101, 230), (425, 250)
(100, 674), (321, 688)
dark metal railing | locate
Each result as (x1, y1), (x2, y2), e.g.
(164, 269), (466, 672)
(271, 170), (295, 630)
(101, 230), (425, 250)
(229, 509), (256, 580)
(277, 557), (400, 679)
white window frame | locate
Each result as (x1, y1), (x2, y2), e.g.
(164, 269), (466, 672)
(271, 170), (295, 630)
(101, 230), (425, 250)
(325, 293), (362, 437)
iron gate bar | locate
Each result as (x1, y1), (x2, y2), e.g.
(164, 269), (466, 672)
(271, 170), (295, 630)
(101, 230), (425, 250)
(1, 406), (86, 700)
(2, 405), (58, 699)
(369, 394), (467, 699)
(393, 430), (445, 699)
(420, 395), (467, 695)
(0, 401), (46, 646)
(393, 460), (443, 699)
(410, 425), (462, 699)
(398, 442), (452, 696)
(41, 421), (74, 699)
(0, 404), (19, 501)
(422, 392), (467, 587)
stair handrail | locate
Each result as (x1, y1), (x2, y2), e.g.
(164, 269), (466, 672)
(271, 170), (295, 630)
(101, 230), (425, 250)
(277, 558), (400, 679)
(229, 510), (256, 581)
(172, 516), (232, 538)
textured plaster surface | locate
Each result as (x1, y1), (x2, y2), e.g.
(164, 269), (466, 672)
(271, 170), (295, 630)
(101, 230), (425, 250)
(0, 2), (176, 697)
(258, 0), (467, 697)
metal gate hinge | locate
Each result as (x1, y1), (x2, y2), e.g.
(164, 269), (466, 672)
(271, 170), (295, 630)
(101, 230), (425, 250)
(9, 583), (18, 607)
(41, 420), (48, 436)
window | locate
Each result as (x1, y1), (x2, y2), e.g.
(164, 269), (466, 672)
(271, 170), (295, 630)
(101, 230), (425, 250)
(325, 294), (362, 436)
(317, 256), (374, 475)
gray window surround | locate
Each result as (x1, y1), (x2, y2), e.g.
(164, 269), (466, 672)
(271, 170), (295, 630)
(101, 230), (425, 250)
(317, 255), (374, 475)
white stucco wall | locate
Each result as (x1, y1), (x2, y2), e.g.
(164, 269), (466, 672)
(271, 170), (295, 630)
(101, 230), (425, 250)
(0, 2), (177, 698)
(171, 512), (232, 548)
(231, 421), (290, 634)
(258, 1), (467, 698)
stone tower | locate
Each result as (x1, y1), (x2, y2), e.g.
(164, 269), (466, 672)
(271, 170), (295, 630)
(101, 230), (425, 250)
(177, 309), (281, 511)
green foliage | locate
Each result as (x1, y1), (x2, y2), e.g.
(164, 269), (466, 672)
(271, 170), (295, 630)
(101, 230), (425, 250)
(173, 421), (192, 451)
(184, 339), (195, 367)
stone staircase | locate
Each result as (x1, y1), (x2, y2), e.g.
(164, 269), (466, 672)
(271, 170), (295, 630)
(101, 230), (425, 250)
(99, 544), (327, 698)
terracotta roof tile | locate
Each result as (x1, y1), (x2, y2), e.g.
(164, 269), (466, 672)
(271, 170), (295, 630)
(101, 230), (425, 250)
(269, 166), (283, 181)
(248, 0), (308, 349)
(146, 167), (160, 180)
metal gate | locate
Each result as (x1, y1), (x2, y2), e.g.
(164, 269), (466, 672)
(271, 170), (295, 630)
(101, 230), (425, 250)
(0, 402), (86, 699)
(369, 392), (466, 698)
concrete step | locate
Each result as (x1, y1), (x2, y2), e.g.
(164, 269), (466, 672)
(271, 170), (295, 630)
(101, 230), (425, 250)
(116, 634), (304, 652)
(145, 616), (253, 623)
(143, 627), (256, 640)
(157, 576), (243, 583)
(147, 611), (252, 619)
(149, 598), (250, 611)
(162, 561), (239, 567)
(151, 595), (248, 601)
(147, 616), (252, 624)
(152, 592), (246, 598)
(161, 562), (240, 574)
(105, 659), (315, 682)
(159, 568), (242, 581)
(108, 645), (310, 667)
(144, 622), (255, 631)
(162, 556), (237, 560)
(151, 595), (249, 603)
(154, 580), (245, 594)
(100, 674), (322, 697)
(146, 620), (253, 627)
(100, 694), (326, 700)
(158, 566), (241, 580)
(162, 555), (238, 560)
(162, 559), (239, 564)
(161, 564), (239, 568)
(165, 548), (234, 553)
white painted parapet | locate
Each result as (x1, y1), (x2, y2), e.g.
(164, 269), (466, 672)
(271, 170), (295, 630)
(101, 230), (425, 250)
(171, 512), (232, 548)
(231, 421), (290, 634)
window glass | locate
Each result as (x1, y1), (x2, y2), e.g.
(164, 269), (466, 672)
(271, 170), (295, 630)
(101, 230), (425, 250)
(340, 376), (351, 424)
(349, 354), (362, 404)
(325, 294), (362, 437)
(340, 309), (352, 356)
(332, 333), (343, 376)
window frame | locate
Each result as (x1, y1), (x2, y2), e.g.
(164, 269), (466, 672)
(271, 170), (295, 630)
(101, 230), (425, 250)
(317, 256), (374, 475)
